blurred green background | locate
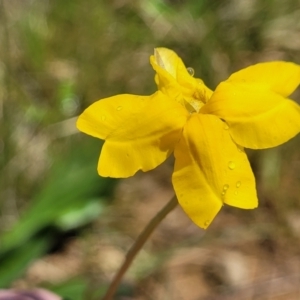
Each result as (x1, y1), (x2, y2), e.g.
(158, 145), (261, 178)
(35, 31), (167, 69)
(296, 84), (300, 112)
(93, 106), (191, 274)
(1, 0), (300, 299)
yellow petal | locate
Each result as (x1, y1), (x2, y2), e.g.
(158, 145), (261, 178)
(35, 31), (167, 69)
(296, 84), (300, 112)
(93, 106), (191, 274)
(201, 81), (300, 149)
(153, 47), (186, 79)
(152, 47), (194, 85)
(172, 114), (257, 229)
(77, 91), (188, 177)
(150, 48), (213, 108)
(227, 61), (300, 97)
(150, 48), (200, 92)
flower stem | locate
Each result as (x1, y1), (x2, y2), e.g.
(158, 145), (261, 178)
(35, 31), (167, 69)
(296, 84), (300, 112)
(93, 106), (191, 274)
(101, 195), (178, 300)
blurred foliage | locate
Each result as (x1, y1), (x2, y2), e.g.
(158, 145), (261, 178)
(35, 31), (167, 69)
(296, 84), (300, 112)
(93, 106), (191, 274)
(0, 0), (300, 299)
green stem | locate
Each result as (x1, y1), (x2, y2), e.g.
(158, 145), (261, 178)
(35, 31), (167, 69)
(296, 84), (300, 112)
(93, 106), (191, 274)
(101, 195), (178, 300)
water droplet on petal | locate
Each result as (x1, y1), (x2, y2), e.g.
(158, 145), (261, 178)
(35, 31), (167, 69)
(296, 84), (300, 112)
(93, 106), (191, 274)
(204, 220), (210, 226)
(221, 191), (226, 196)
(187, 67), (195, 76)
(228, 161), (236, 170)
(223, 184), (229, 191)
(234, 190), (239, 195)
(223, 123), (229, 130)
(101, 115), (106, 121)
(117, 106), (122, 111)
(236, 181), (241, 188)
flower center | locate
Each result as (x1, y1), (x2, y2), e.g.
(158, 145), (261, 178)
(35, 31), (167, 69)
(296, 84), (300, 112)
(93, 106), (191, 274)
(183, 77), (210, 113)
(184, 98), (204, 113)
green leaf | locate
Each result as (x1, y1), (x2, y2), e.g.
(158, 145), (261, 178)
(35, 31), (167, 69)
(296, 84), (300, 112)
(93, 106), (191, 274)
(0, 235), (51, 288)
(0, 139), (116, 255)
(48, 278), (107, 300)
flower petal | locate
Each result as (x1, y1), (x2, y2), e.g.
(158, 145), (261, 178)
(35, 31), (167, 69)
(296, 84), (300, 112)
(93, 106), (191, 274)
(150, 48), (193, 101)
(150, 48), (213, 109)
(152, 47), (192, 83)
(172, 114), (257, 229)
(227, 61), (300, 97)
(77, 91), (188, 177)
(201, 81), (300, 149)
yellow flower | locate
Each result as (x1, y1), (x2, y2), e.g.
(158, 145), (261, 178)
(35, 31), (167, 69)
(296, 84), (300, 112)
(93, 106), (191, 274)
(77, 48), (300, 229)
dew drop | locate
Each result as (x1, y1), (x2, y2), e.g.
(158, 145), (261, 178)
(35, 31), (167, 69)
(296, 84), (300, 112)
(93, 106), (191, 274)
(236, 181), (241, 188)
(223, 184), (229, 191)
(221, 191), (226, 196)
(234, 190), (239, 195)
(101, 115), (106, 121)
(187, 67), (195, 76)
(204, 220), (210, 226)
(117, 106), (122, 111)
(223, 123), (229, 130)
(228, 161), (236, 170)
